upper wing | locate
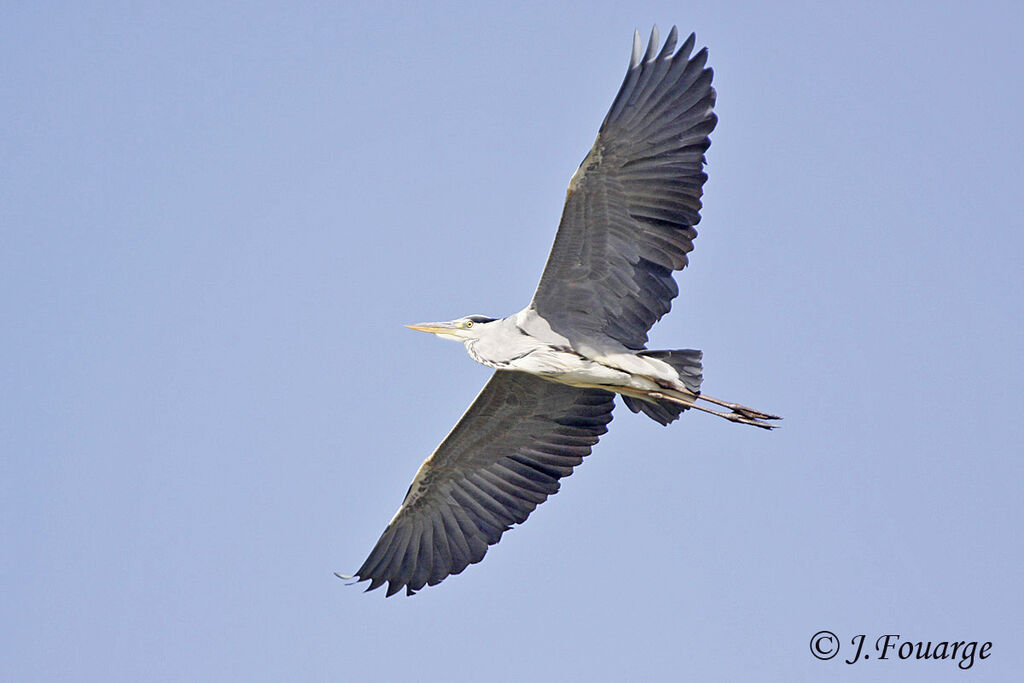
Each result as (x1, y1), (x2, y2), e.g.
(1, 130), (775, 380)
(350, 371), (614, 596)
(531, 26), (717, 350)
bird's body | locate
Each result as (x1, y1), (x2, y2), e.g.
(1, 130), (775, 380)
(427, 309), (682, 395)
(411, 308), (769, 426)
(346, 27), (780, 596)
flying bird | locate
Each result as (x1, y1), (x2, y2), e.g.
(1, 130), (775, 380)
(345, 26), (779, 596)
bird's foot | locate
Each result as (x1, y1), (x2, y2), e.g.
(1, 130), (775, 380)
(696, 394), (782, 422)
(649, 391), (779, 430)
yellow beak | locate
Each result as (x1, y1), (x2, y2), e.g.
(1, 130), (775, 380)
(405, 322), (457, 335)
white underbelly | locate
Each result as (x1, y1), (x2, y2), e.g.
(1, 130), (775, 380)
(507, 349), (662, 392)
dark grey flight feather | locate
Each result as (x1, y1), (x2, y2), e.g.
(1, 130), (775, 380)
(352, 372), (614, 596)
(531, 25), (716, 350)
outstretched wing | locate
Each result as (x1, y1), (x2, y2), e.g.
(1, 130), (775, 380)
(531, 26), (717, 350)
(350, 371), (614, 596)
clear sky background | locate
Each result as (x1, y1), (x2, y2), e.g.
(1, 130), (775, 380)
(3, 1), (1022, 681)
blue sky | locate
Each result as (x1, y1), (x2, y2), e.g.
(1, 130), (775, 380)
(3, 1), (1022, 681)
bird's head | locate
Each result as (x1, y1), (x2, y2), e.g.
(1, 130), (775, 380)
(405, 315), (499, 342)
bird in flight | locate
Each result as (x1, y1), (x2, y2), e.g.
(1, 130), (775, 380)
(344, 26), (779, 596)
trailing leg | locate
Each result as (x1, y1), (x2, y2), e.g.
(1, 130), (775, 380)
(694, 393), (781, 422)
(649, 391), (778, 430)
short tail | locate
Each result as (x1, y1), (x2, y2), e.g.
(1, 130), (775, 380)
(621, 349), (703, 425)
(639, 349), (703, 393)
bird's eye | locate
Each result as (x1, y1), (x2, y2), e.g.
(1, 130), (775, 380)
(465, 321), (474, 328)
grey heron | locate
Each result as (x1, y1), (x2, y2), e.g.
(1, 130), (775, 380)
(345, 26), (780, 596)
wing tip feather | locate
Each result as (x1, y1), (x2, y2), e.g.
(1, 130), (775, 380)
(643, 26), (659, 63)
(630, 29), (642, 68)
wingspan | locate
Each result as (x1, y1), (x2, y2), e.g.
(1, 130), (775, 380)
(531, 26), (717, 350)
(350, 371), (614, 596)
